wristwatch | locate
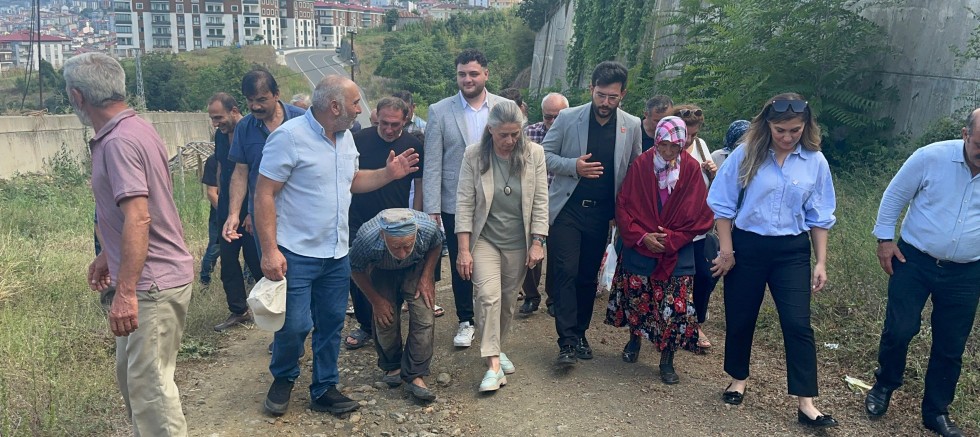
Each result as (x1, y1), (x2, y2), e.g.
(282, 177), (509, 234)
(877, 238), (893, 244)
(532, 236), (547, 247)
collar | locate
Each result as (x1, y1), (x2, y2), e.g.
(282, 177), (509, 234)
(769, 143), (807, 159)
(90, 108), (138, 145)
(458, 90), (488, 111)
(250, 101), (294, 129)
(304, 110), (326, 138)
(953, 140), (966, 163)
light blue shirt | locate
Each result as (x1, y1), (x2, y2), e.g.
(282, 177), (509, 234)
(259, 110), (359, 259)
(873, 140), (980, 263)
(708, 143), (837, 236)
(458, 91), (489, 145)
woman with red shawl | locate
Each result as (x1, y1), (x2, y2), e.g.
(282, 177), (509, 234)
(605, 116), (714, 385)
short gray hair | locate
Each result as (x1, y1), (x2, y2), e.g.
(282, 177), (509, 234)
(478, 100), (527, 175)
(290, 93), (311, 107)
(541, 92), (568, 110)
(311, 75), (347, 115)
(63, 53), (126, 108)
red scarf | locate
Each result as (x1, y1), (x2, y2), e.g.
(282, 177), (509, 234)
(615, 149), (714, 280)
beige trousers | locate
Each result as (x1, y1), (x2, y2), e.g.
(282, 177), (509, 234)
(113, 283), (192, 437)
(472, 238), (528, 358)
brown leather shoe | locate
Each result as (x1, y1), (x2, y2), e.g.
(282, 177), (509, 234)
(214, 310), (253, 331)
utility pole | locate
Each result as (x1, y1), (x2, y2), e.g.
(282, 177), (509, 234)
(134, 51), (147, 111)
(36, 0), (42, 108)
(347, 27), (356, 82)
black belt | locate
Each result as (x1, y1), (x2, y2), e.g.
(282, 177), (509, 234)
(899, 240), (975, 268)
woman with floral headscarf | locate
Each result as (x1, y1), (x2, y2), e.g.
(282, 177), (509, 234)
(604, 116), (714, 384)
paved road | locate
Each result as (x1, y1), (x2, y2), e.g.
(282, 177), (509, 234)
(284, 49), (371, 127)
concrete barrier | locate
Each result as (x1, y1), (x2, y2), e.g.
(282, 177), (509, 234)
(0, 112), (214, 179)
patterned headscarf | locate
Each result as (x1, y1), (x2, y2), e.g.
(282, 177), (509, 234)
(723, 120), (751, 152)
(654, 116), (686, 193)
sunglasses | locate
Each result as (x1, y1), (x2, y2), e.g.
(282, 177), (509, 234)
(677, 108), (703, 118)
(543, 113), (559, 121)
(770, 100), (808, 113)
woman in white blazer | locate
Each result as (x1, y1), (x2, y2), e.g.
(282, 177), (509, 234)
(455, 101), (549, 392)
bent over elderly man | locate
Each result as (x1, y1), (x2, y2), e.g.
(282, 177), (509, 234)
(349, 209), (444, 402)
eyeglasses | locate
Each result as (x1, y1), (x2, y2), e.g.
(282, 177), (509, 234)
(543, 113), (559, 121)
(677, 108), (703, 118)
(770, 100), (808, 113)
(594, 92), (622, 104)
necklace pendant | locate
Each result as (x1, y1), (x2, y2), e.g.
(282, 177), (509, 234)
(504, 185), (512, 196)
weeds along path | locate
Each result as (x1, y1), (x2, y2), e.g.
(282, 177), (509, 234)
(180, 258), (931, 436)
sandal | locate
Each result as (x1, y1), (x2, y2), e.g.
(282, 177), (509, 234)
(344, 328), (372, 350)
(697, 330), (712, 349)
(433, 305), (445, 317)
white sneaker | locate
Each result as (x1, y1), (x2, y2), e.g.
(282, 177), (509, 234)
(499, 352), (515, 374)
(453, 321), (476, 347)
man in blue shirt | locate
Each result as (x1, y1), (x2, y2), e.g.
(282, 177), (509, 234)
(866, 108), (980, 437)
(253, 75), (419, 417)
(221, 69), (305, 252)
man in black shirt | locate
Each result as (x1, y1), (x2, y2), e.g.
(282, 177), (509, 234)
(542, 61), (642, 366)
(641, 95), (673, 152)
(345, 97), (425, 349)
(208, 92), (263, 332)
(200, 153), (221, 286)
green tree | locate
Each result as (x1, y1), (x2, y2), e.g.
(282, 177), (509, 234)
(133, 52), (190, 111)
(652, 0), (896, 161)
(14, 59), (68, 112)
(187, 50), (253, 110)
(385, 8), (399, 31)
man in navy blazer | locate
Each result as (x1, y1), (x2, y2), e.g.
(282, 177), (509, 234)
(542, 61), (642, 366)
(423, 49), (510, 348)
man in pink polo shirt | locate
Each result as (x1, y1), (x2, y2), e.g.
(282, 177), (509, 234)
(65, 53), (194, 436)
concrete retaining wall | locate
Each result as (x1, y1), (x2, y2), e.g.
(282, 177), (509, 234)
(0, 112), (213, 179)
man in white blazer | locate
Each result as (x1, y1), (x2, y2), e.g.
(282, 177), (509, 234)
(542, 61), (642, 366)
(423, 48), (511, 348)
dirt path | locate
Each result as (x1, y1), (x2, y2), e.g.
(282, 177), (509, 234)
(179, 260), (934, 436)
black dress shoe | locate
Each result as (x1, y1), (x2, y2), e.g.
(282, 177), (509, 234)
(722, 383), (744, 405)
(576, 337), (593, 360)
(556, 345), (577, 366)
(865, 384), (893, 417)
(519, 298), (540, 314)
(547, 303), (556, 317)
(797, 410), (839, 428)
(621, 336), (640, 363)
(923, 415), (965, 437)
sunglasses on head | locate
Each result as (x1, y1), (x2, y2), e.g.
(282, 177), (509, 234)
(770, 99), (808, 113)
(677, 108), (703, 118)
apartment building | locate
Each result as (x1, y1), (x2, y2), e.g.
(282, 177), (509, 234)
(279, 0), (314, 49)
(0, 30), (72, 70)
(313, 1), (384, 49)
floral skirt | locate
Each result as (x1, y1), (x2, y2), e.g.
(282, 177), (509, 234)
(604, 264), (702, 353)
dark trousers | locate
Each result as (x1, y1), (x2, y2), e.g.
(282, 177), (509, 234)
(723, 228), (818, 397)
(218, 228), (262, 315)
(521, 263), (552, 305)
(692, 238), (720, 324)
(443, 212), (474, 324)
(874, 240), (980, 419)
(350, 279), (373, 335)
(370, 262), (434, 383)
(549, 207), (609, 348)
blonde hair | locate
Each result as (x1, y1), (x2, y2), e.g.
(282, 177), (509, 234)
(738, 92), (821, 187)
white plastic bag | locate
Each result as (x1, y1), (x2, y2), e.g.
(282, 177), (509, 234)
(596, 226), (618, 296)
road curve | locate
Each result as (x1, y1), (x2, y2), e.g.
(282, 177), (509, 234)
(284, 49), (372, 127)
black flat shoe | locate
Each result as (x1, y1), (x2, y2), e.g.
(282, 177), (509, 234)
(722, 383), (744, 405)
(621, 337), (640, 363)
(923, 415), (965, 437)
(797, 410), (839, 429)
(519, 298), (540, 315)
(865, 383), (893, 417)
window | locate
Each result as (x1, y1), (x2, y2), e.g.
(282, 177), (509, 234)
(177, 15), (184, 23)
(192, 16), (200, 24)
(135, 3), (143, 9)
(194, 39), (202, 48)
(116, 25), (132, 33)
(117, 37), (133, 45)
(205, 4), (222, 12)
(231, 5), (238, 12)
(177, 28), (185, 36)
(150, 2), (168, 11)
(191, 4), (199, 12)
(207, 17), (222, 24)
(176, 4), (183, 12)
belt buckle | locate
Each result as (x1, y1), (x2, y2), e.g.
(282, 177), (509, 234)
(936, 258), (949, 268)
(581, 200), (596, 208)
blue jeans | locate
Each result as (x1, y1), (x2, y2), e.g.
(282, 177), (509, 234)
(269, 246), (350, 399)
(200, 213), (221, 282)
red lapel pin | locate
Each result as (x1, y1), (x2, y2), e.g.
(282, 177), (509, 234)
(621, 127), (626, 133)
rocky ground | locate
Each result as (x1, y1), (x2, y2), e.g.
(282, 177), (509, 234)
(178, 260), (944, 436)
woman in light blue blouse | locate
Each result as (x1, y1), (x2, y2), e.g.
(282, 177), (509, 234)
(707, 92), (838, 429)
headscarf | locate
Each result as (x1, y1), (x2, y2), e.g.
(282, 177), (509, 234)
(653, 116), (686, 193)
(723, 120), (750, 151)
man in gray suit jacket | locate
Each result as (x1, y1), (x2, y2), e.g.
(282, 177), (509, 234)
(423, 49), (510, 348)
(542, 61), (642, 366)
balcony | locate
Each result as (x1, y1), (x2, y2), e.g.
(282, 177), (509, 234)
(205, 21), (225, 27)
(243, 0), (258, 3)
(206, 33), (225, 38)
(244, 20), (260, 27)
(153, 30), (172, 36)
(113, 5), (131, 12)
(115, 15), (132, 24)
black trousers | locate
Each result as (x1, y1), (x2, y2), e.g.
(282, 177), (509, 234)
(218, 228), (262, 315)
(723, 228), (818, 397)
(875, 240), (980, 419)
(521, 263), (553, 305)
(692, 238), (720, 324)
(443, 212), (474, 324)
(549, 206), (609, 348)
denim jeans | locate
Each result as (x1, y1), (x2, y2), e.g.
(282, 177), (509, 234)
(269, 246), (350, 400)
(200, 213), (221, 282)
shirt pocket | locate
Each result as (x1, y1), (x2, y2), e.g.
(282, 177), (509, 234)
(340, 153), (358, 184)
(786, 181), (815, 218)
